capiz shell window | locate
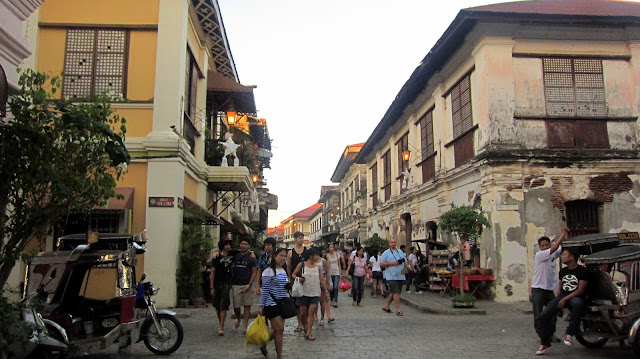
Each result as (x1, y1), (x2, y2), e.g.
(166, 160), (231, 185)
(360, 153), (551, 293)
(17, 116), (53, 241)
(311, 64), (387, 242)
(63, 29), (128, 100)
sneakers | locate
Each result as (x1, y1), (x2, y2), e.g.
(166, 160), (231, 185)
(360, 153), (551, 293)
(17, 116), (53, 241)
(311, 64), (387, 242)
(536, 344), (551, 355)
(416, 291), (423, 294)
(406, 290), (412, 293)
(563, 334), (572, 346)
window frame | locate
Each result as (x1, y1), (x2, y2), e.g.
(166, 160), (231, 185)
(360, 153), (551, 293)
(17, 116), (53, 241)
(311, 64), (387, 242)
(62, 28), (130, 101)
(370, 163), (378, 209)
(381, 151), (391, 201)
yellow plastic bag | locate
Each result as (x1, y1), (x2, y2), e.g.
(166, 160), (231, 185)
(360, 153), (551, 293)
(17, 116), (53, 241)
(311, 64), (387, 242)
(245, 315), (270, 347)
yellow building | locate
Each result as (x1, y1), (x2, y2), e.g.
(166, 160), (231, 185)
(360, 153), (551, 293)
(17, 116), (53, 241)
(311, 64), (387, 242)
(281, 203), (322, 248)
(25, 0), (273, 306)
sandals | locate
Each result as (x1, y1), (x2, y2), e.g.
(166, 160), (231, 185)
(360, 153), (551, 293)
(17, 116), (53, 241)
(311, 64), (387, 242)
(319, 319), (325, 326)
(294, 326), (304, 332)
(382, 307), (391, 313)
(233, 320), (240, 331)
(328, 317), (335, 322)
(217, 328), (225, 336)
(396, 311), (404, 316)
(305, 333), (316, 340)
(260, 346), (268, 357)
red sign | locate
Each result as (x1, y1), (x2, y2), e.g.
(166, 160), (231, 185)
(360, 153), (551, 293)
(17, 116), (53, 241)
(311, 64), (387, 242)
(149, 197), (175, 207)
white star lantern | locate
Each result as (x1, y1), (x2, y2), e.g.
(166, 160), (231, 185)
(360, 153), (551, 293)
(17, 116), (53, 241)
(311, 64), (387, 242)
(221, 136), (240, 167)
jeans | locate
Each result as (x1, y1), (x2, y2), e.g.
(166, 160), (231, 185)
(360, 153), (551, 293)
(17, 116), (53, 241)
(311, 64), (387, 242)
(352, 275), (365, 303)
(330, 275), (340, 302)
(538, 293), (587, 346)
(531, 288), (557, 338)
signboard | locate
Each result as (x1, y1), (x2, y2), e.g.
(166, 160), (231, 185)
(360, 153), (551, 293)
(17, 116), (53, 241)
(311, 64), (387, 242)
(177, 197), (184, 209)
(618, 232), (640, 244)
(149, 197), (175, 207)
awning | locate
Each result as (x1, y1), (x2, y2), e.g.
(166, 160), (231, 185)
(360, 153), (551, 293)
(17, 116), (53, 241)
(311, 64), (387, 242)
(207, 70), (256, 114)
(220, 217), (253, 236)
(93, 187), (134, 212)
(182, 197), (222, 225)
(347, 230), (359, 239)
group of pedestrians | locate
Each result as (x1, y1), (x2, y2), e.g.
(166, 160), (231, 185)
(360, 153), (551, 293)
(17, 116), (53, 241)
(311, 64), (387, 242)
(208, 232), (416, 358)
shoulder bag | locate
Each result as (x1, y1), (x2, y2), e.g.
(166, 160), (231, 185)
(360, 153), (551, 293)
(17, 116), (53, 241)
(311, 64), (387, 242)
(291, 265), (304, 297)
(268, 277), (297, 319)
(348, 258), (355, 276)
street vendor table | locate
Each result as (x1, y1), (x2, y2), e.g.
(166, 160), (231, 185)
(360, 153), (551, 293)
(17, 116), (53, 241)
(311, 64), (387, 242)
(451, 274), (494, 299)
(438, 273), (454, 296)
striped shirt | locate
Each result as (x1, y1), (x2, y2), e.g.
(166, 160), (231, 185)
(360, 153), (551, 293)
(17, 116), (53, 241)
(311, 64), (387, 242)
(259, 268), (289, 307)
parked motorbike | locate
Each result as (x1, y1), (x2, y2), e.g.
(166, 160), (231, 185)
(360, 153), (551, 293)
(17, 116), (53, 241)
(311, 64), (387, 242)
(7, 269), (68, 359)
(135, 274), (184, 355)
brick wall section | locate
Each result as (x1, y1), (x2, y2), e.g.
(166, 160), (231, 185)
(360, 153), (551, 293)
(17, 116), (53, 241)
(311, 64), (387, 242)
(550, 176), (575, 212)
(589, 173), (633, 203)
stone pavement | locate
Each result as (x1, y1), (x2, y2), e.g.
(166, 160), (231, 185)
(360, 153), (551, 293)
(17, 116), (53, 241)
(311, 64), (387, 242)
(87, 289), (632, 359)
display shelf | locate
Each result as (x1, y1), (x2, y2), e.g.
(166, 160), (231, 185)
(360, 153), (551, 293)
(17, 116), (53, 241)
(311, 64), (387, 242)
(428, 249), (450, 291)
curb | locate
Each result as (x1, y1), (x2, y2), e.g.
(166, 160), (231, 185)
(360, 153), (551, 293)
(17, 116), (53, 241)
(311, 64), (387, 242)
(399, 296), (487, 316)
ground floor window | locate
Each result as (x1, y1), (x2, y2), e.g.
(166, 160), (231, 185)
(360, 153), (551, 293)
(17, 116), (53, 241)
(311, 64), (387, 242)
(565, 200), (600, 236)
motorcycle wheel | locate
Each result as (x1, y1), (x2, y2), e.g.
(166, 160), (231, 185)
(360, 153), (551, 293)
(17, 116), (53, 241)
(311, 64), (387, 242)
(142, 313), (184, 355)
(575, 320), (608, 348)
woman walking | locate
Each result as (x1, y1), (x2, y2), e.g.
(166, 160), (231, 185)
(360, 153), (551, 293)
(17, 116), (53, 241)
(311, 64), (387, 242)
(346, 247), (367, 306)
(316, 246), (334, 324)
(292, 247), (326, 340)
(258, 248), (289, 359)
(326, 243), (342, 307)
(368, 248), (385, 297)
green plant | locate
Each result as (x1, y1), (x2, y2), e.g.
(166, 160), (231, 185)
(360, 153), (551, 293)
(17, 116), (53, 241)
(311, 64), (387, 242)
(439, 205), (490, 295)
(0, 69), (129, 289)
(0, 289), (31, 356)
(204, 138), (223, 166)
(363, 234), (389, 254)
(451, 293), (476, 308)
(176, 208), (214, 301)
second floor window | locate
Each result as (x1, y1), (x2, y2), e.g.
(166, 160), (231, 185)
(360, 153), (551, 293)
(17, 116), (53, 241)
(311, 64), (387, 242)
(543, 58), (605, 117)
(370, 163), (378, 209)
(451, 74), (472, 139)
(63, 29), (128, 100)
(419, 110), (436, 182)
(382, 150), (391, 201)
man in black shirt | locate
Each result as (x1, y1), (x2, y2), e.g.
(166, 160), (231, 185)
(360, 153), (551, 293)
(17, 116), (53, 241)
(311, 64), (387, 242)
(536, 247), (588, 355)
(210, 238), (234, 336)
(286, 231), (307, 332)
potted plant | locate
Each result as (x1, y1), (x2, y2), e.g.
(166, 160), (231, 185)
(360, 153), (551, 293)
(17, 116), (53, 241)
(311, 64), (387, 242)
(176, 207), (214, 307)
(439, 205), (490, 307)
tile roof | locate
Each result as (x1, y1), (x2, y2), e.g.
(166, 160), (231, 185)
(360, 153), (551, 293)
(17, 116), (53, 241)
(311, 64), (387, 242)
(292, 203), (323, 219)
(468, 0), (640, 17)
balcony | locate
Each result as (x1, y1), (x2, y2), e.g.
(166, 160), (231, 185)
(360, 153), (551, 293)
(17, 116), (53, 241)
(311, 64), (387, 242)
(206, 166), (252, 193)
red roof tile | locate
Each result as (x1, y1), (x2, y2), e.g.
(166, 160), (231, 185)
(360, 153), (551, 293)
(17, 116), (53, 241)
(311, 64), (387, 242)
(291, 203), (322, 219)
(468, 0), (640, 17)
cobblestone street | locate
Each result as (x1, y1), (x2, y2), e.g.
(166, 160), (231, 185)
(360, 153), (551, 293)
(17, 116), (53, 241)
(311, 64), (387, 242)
(89, 292), (632, 359)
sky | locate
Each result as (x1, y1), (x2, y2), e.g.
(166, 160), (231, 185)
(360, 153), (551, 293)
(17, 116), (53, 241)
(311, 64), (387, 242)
(216, 0), (503, 227)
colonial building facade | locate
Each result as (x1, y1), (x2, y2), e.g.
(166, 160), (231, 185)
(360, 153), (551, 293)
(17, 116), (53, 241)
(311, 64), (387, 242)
(346, 0), (640, 302)
(25, 0), (273, 306)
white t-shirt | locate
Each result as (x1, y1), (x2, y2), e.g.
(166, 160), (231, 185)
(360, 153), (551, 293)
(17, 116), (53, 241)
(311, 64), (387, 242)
(531, 246), (562, 291)
(408, 253), (418, 270)
(369, 256), (382, 272)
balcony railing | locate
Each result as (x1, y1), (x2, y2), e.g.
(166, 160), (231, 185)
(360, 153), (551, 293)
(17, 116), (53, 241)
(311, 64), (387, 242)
(183, 116), (199, 155)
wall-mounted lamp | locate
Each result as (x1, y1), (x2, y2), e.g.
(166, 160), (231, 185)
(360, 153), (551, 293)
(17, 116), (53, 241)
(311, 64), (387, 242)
(252, 174), (259, 183)
(402, 149), (411, 162)
(226, 106), (237, 127)
(336, 205), (341, 211)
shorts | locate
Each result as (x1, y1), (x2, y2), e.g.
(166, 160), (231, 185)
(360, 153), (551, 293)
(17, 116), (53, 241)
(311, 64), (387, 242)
(296, 296), (319, 307)
(232, 285), (253, 307)
(372, 271), (383, 280)
(212, 283), (231, 311)
(263, 305), (281, 319)
(387, 280), (404, 294)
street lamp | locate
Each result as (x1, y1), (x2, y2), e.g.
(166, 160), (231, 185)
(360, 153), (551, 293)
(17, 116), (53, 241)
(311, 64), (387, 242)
(402, 149), (411, 162)
(226, 106), (237, 127)
(252, 174), (259, 183)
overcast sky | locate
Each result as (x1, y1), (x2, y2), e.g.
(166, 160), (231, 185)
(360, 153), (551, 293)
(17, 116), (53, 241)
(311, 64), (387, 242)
(217, 0), (503, 227)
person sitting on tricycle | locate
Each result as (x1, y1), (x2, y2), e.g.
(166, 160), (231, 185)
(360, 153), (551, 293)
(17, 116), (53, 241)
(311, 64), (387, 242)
(536, 247), (589, 355)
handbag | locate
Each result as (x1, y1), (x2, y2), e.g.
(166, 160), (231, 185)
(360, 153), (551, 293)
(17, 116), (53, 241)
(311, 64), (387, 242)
(348, 260), (355, 276)
(291, 265), (304, 297)
(269, 292), (297, 319)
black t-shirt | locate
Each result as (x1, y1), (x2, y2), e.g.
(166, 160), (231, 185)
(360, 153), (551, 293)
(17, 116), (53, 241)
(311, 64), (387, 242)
(212, 252), (234, 285)
(559, 265), (589, 296)
(289, 247), (307, 277)
(232, 251), (255, 285)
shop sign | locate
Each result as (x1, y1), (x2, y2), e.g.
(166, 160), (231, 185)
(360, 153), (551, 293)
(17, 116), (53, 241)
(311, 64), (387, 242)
(618, 232), (640, 243)
(496, 204), (518, 211)
(177, 197), (184, 209)
(149, 196), (175, 207)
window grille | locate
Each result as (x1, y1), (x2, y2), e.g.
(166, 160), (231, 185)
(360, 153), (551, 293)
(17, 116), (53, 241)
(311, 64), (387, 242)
(451, 75), (472, 139)
(419, 110), (434, 160)
(543, 58), (606, 117)
(63, 29), (127, 100)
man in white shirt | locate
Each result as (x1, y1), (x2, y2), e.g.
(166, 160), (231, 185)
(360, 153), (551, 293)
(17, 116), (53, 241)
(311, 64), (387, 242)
(531, 228), (569, 344)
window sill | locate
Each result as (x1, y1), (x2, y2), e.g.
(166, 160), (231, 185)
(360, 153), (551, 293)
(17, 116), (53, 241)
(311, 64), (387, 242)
(444, 124), (478, 148)
(514, 115), (637, 122)
(415, 151), (437, 167)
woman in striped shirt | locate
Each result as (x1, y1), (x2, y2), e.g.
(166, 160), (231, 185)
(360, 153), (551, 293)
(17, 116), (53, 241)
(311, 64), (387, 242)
(258, 248), (289, 359)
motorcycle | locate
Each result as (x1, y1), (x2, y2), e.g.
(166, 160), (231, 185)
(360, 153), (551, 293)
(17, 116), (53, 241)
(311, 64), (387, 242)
(135, 274), (184, 355)
(24, 232), (182, 356)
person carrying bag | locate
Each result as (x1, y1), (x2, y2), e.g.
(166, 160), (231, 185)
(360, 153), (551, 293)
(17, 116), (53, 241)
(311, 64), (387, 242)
(258, 248), (290, 359)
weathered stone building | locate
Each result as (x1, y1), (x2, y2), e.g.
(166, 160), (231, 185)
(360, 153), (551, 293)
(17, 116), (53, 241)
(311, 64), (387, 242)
(351, 0), (640, 302)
